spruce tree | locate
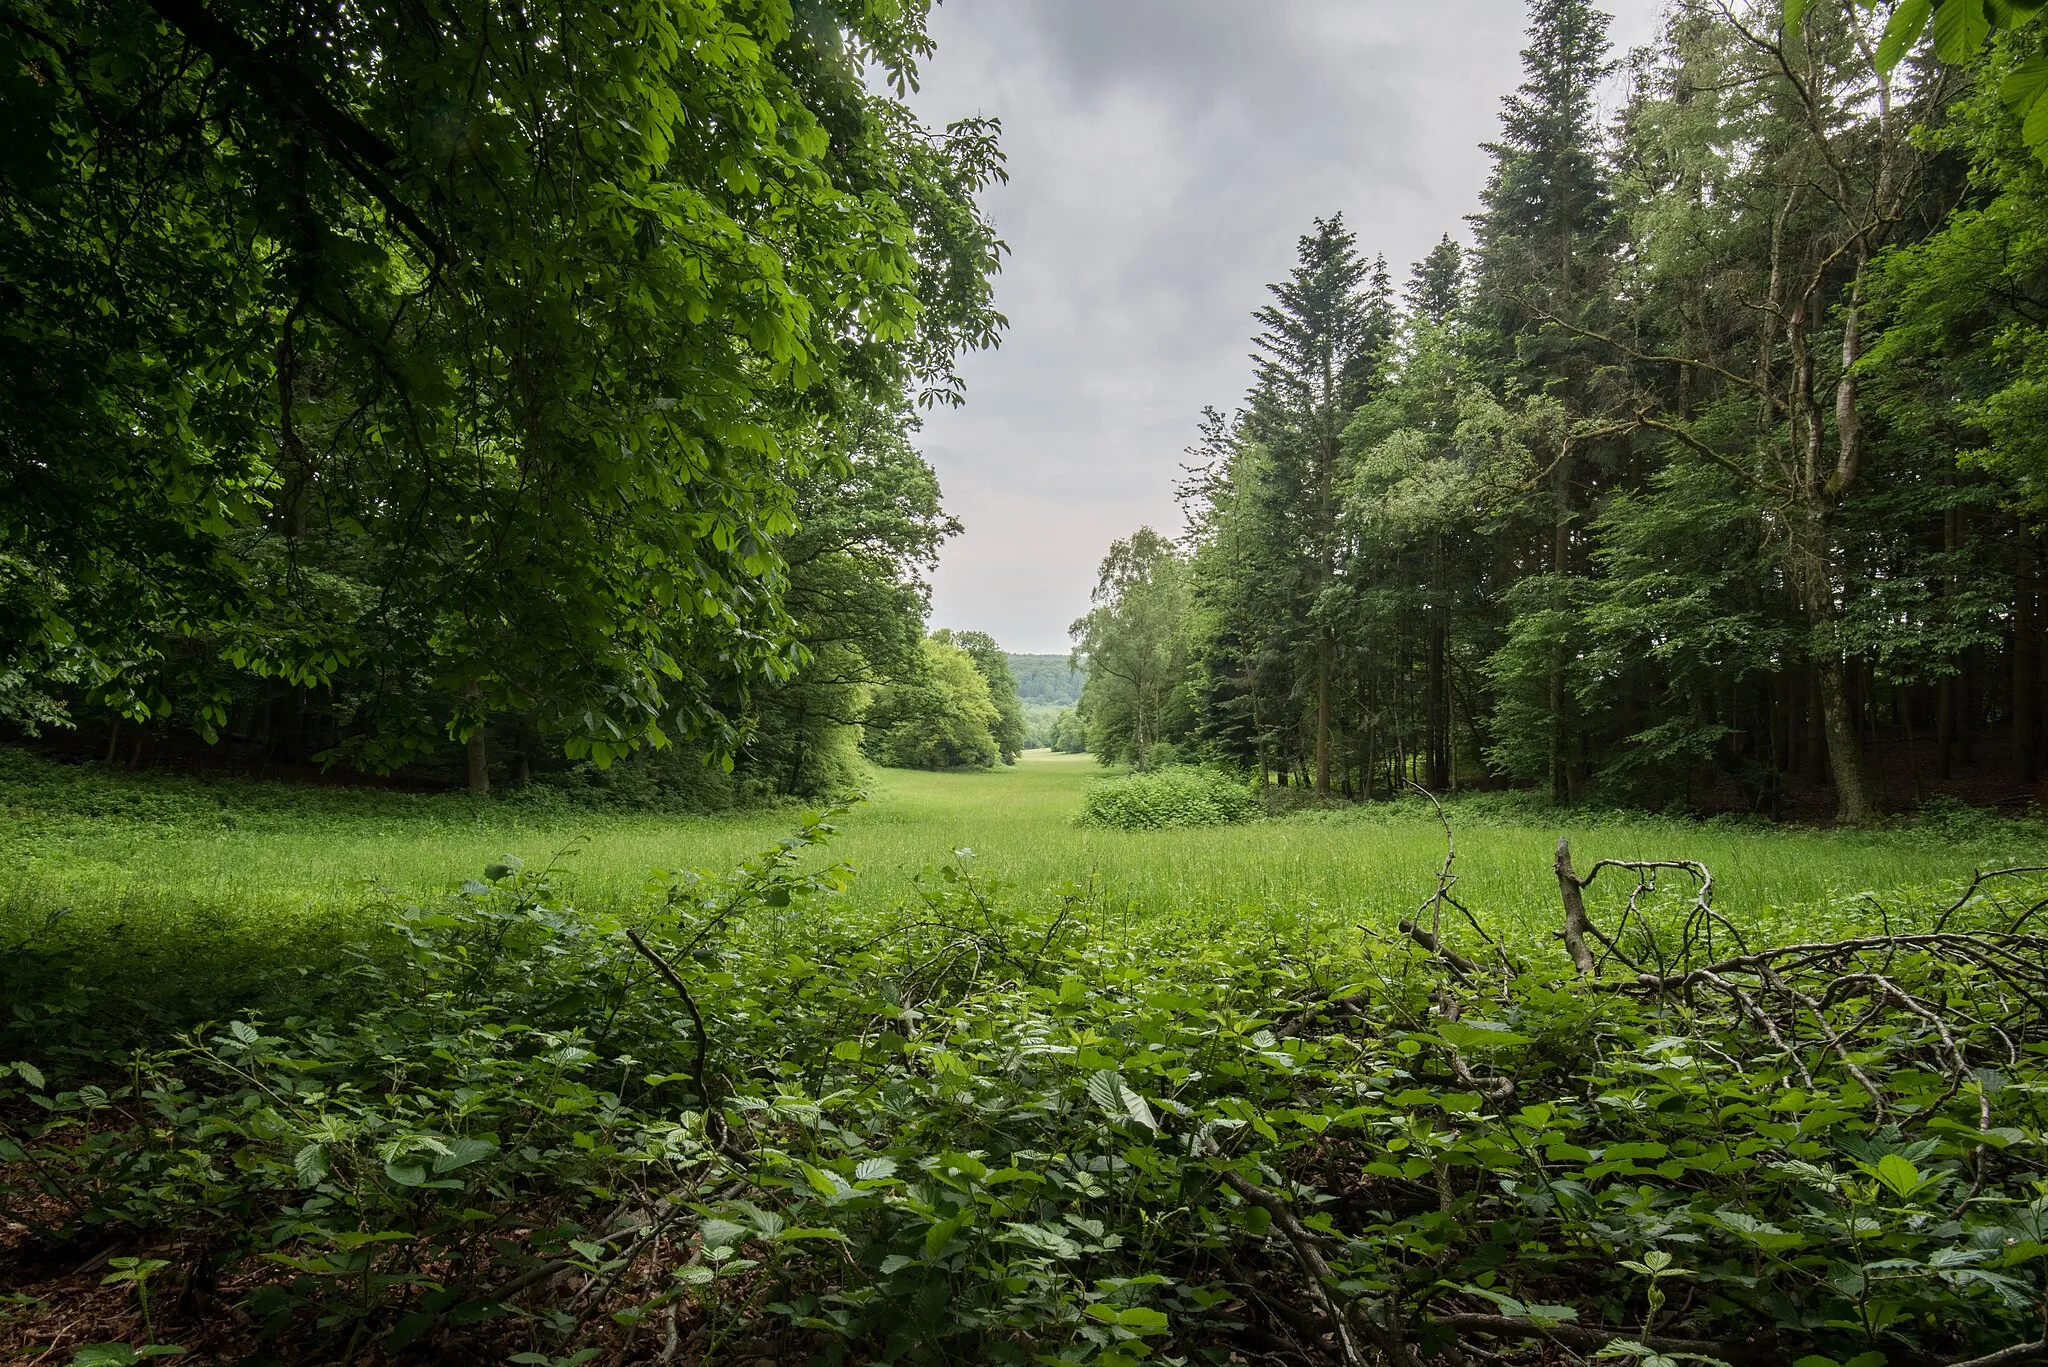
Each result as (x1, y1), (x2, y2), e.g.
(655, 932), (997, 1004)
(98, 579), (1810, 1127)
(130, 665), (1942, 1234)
(1405, 236), (1466, 326)
(1469, 0), (1617, 373)
(1244, 216), (1377, 794)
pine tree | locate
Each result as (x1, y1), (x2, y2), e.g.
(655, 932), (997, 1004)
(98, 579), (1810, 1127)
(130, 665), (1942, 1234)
(1405, 236), (1466, 326)
(1244, 216), (1378, 794)
(1469, 0), (1617, 373)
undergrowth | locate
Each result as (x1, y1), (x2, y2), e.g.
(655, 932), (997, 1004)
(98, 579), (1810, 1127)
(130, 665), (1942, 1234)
(1077, 768), (1261, 831)
(5, 809), (2048, 1366)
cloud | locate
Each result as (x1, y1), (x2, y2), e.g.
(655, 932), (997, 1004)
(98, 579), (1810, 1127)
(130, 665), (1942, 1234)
(905, 0), (1663, 653)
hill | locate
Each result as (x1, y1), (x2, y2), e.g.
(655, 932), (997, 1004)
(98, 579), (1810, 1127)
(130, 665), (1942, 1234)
(1007, 653), (1085, 706)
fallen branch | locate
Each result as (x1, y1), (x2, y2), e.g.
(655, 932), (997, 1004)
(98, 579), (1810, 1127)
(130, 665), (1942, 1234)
(1946, 1340), (2048, 1367)
(1425, 1312), (1741, 1359)
(1555, 838), (1598, 977)
(626, 927), (730, 1149)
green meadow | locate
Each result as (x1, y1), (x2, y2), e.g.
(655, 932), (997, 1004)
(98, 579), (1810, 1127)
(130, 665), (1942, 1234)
(5, 746), (2038, 971)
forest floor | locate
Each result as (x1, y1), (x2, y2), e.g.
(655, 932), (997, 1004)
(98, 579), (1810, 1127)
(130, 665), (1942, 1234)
(9, 747), (2048, 1365)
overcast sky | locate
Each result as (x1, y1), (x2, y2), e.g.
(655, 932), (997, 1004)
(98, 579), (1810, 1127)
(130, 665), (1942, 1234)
(899, 0), (1664, 654)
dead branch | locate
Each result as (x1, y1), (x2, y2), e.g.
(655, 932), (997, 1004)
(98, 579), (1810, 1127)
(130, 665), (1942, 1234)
(1945, 1339), (2048, 1367)
(1424, 1312), (1740, 1359)
(1407, 782), (1513, 979)
(626, 928), (730, 1149)
(1933, 866), (2048, 934)
(1399, 918), (1478, 981)
(1554, 838), (1598, 977)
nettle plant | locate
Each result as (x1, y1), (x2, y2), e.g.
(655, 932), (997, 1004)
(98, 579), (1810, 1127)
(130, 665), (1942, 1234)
(4, 808), (2048, 1365)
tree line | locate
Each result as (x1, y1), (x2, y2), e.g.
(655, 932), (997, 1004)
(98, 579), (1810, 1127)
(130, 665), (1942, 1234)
(0, 0), (1034, 798)
(1074, 0), (2048, 822)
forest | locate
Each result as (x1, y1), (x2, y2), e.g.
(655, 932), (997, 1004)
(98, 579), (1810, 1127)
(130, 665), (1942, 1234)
(10, 1), (2048, 1366)
(0, 0), (1031, 802)
(1072, 0), (2048, 825)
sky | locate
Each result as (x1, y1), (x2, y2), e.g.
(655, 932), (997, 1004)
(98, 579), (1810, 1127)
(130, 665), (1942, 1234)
(901, 0), (1664, 655)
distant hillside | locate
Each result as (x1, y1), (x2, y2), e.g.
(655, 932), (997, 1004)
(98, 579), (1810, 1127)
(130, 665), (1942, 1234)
(1007, 653), (1085, 706)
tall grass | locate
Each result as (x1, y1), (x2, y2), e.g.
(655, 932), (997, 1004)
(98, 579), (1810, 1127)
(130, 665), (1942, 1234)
(5, 746), (2043, 991)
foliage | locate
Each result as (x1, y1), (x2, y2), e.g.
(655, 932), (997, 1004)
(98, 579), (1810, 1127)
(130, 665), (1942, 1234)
(1075, 766), (1261, 832)
(934, 630), (1029, 763)
(1126, 0), (2048, 823)
(862, 635), (1003, 770)
(7, 809), (2048, 1364)
(1070, 529), (1192, 771)
(1008, 654), (1087, 707)
(0, 0), (1003, 780)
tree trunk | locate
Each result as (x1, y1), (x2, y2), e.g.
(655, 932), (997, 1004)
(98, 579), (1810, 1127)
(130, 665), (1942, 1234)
(1803, 669), (1826, 784)
(467, 725), (490, 796)
(1937, 677), (1954, 780)
(1314, 631), (1333, 795)
(1549, 455), (1572, 805)
(1815, 651), (1870, 825)
(2015, 555), (2038, 789)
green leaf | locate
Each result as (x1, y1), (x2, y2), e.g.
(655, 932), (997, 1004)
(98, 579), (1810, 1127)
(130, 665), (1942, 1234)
(1932, 0), (1992, 62)
(2023, 83), (2048, 162)
(1988, 52), (2040, 108)
(1878, 0), (1934, 72)
(293, 1143), (328, 1187)
(1869, 1152), (1927, 1199)
(1438, 1019), (1533, 1049)
(383, 1160), (426, 1187)
(1785, 0), (1811, 34)
(699, 1218), (748, 1250)
(431, 1136), (498, 1173)
(923, 1209), (973, 1259)
(1087, 1068), (1157, 1130)
(9, 1061), (45, 1090)
(1084, 1303), (1170, 1334)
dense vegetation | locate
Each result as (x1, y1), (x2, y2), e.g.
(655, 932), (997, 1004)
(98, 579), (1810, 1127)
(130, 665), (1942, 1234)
(1009, 654), (1089, 752)
(8, 754), (2048, 1366)
(0, 0), (1033, 799)
(1074, 0), (2048, 825)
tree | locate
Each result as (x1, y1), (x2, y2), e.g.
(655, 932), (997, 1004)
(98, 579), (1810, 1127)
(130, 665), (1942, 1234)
(734, 405), (960, 797)
(1070, 529), (1190, 771)
(861, 635), (1002, 770)
(1241, 217), (1387, 794)
(0, 0), (1003, 791)
(933, 629), (1028, 763)
(1405, 236), (1467, 326)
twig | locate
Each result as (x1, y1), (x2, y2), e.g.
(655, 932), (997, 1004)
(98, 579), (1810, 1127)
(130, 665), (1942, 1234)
(1945, 1340), (2048, 1367)
(626, 928), (729, 1148)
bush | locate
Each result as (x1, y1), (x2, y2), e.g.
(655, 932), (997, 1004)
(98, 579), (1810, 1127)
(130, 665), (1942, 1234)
(1077, 766), (1259, 830)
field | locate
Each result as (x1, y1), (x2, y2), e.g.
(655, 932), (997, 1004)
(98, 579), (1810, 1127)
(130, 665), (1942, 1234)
(7, 748), (2048, 1366)
(4, 747), (2039, 982)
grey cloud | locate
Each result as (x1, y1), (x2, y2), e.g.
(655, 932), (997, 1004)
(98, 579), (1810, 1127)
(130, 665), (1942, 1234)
(905, 0), (1663, 653)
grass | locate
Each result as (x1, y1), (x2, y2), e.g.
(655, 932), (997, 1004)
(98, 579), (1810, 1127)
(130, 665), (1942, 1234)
(6, 744), (2045, 976)
(9, 745), (2048, 1364)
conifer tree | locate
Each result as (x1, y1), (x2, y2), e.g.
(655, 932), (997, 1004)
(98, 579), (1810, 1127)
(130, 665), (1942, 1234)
(1405, 236), (1467, 326)
(1244, 216), (1379, 794)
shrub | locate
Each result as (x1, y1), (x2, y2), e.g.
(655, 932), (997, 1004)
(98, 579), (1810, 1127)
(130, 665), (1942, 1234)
(1077, 766), (1259, 830)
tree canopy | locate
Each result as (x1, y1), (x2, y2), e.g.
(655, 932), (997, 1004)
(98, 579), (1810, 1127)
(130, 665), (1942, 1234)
(0, 0), (1004, 787)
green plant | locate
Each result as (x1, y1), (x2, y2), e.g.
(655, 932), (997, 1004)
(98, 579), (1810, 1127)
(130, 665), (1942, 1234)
(1076, 766), (1260, 831)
